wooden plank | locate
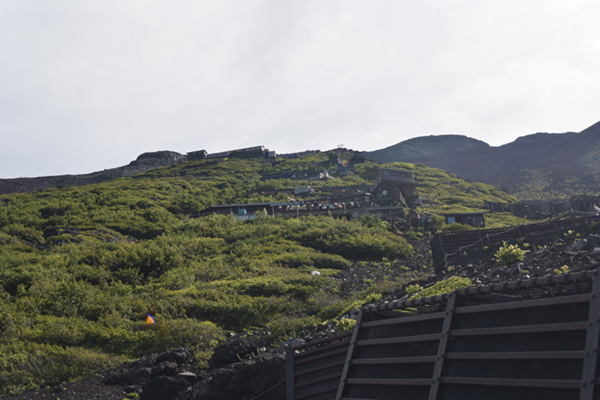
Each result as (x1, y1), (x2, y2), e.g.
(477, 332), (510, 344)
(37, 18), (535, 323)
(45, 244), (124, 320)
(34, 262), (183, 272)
(295, 346), (348, 366)
(340, 398), (379, 400)
(429, 292), (456, 400)
(335, 311), (364, 400)
(442, 376), (582, 389)
(446, 351), (586, 360)
(295, 339), (351, 359)
(450, 321), (588, 337)
(295, 372), (343, 389)
(295, 386), (337, 400)
(351, 356), (436, 365)
(295, 360), (345, 377)
(356, 333), (441, 346)
(294, 332), (352, 351)
(286, 346), (295, 400)
(360, 311), (445, 328)
(346, 378), (432, 386)
(454, 293), (591, 315)
(580, 270), (600, 400)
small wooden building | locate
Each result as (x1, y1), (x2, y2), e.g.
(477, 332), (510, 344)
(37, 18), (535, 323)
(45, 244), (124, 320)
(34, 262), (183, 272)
(371, 168), (417, 206)
(442, 212), (486, 227)
(187, 150), (208, 161)
(199, 203), (274, 219)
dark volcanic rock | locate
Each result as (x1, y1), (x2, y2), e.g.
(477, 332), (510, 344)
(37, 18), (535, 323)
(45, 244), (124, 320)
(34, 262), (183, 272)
(101, 343), (285, 400)
(208, 340), (259, 370)
(187, 352), (285, 400)
(129, 151), (187, 166)
(103, 349), (192, 386)
(141, 376), (189, 400)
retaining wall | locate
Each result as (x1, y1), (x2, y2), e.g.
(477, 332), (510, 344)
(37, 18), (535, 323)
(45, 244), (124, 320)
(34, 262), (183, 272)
(287, 270), (600, 399)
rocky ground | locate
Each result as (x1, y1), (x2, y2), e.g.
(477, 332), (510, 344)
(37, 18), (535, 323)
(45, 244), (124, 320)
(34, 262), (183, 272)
(6, 232), (600, 400)
(441, 233), (600, 285)
(3, 345), (286, 400)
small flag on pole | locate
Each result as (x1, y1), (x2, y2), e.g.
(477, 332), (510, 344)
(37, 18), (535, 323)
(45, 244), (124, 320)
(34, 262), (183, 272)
(146, 313), (156, 325)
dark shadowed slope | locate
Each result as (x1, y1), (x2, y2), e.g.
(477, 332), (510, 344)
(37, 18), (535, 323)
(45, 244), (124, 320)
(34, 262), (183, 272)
(367, 120), (600, 199)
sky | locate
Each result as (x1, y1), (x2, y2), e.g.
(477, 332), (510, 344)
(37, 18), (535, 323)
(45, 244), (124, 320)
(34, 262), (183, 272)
(1, 1), (600, 178)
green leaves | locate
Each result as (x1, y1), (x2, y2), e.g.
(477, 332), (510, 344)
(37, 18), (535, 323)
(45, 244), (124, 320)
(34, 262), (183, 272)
(0, 149), (518, 396)
(495, 242), (525, 267)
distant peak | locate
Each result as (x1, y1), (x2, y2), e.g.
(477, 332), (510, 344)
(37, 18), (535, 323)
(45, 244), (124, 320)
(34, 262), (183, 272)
(580, 120), (600, 135)
(403, 134), (490, 146)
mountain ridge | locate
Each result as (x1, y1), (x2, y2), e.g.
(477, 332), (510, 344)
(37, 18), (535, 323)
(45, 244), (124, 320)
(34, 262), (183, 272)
(2, 120), (599, 199)
(0, 151), (187, 195)
(367, 120), (600, 199)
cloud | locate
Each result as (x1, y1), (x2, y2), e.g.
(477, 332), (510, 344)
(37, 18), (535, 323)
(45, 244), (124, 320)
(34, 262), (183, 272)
(1, 0), (599, 177)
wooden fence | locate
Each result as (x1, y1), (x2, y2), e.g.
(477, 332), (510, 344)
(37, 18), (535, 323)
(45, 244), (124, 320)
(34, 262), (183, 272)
(286, 333), (352, 400)
(287, 269), (600, 399)
(431, 215), (600, 273)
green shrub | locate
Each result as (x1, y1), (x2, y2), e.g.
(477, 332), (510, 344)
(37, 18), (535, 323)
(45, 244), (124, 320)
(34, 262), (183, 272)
(0, 342), (125, 397)
(439, 222), (475, 233)
(0, 149), (520, 396)
(336, 318), (356, 333)
(411, 277), (472, 299)
(494, 242), (525, 267)
(405, 284), (422, 295)
(268, 315), (320, 345)
(554, 265), (570, 275)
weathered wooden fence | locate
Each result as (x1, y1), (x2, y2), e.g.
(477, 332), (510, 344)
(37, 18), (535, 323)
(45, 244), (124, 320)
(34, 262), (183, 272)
(287, 269), (600, 399)
(286, 333), (352, 400)
(431, 215), (600, 273)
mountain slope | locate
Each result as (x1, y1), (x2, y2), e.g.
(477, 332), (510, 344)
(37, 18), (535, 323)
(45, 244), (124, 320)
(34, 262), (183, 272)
(367, 120), (600, 199)
(0, 151), (518, 397)
(0, 151), (186, 195)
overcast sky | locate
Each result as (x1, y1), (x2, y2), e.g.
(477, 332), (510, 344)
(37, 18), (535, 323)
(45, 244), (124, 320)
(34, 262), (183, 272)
(1, 1), (599, 178)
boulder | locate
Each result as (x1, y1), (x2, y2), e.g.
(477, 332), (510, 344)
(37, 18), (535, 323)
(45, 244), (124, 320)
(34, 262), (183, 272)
(208, 340), (258, 370)
(103, 349), (192, 386)
(188, 352), (285, 400)
(141, 376), (189, 400)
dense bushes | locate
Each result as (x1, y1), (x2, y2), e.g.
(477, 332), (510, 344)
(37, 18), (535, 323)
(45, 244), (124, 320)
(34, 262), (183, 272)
(0, 210), (419, 395)
(410, 277), (472, 299)
(0, 342), (124, 396)
(0, 151), (517, 396)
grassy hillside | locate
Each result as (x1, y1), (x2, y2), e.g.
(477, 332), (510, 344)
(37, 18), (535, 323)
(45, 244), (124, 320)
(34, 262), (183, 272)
(506, 168), (600, 201)
(0, 152), (519, 396)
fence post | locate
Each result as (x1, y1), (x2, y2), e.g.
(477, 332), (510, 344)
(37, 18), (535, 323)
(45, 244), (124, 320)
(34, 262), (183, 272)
(335, 310), (364, 400)
(286, 345), (295, 400)
(428, 292), (457, 400)
(580, 270), (600, 400)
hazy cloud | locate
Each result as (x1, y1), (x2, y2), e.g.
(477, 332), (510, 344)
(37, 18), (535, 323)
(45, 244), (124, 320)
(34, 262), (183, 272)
(1, 0), (599, 177)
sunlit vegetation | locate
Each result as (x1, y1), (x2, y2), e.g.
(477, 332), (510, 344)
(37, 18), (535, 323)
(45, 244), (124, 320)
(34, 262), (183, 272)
(0, 151), (517, 395)
(409, 277), (473, 299)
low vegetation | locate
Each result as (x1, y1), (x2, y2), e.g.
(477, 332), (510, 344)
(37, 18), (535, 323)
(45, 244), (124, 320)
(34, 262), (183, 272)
(495, 242), (526, 267)
(0, 151), (519, 396)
